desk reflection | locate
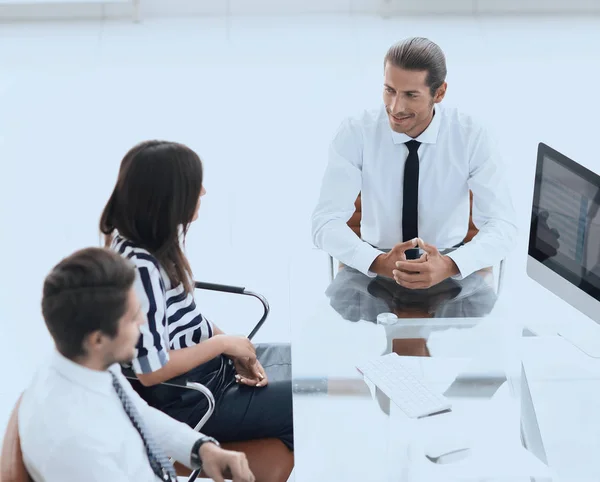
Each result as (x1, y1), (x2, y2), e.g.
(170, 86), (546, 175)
(325, 266), (497, 323)
(318, 267), (503, 413)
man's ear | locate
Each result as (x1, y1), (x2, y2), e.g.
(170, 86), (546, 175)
(434, 82), (447, 103)
(82, 330), (104, 354)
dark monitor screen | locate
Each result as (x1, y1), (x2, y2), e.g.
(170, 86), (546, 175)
(529, 143), (600, 303)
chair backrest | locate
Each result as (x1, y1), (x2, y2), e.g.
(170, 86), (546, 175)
(0, 395), (32, 482)
(347, 191), (478, 243)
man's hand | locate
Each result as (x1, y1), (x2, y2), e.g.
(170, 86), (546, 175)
(369, 238), (419, 278)
(199, 442), (255, 482)
(233, 357), (268, 387)
(392, 238), (459, 289)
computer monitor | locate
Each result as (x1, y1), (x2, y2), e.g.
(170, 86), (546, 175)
(527, 142), (600, 326)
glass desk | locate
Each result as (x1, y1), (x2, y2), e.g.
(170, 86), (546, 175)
(291, 266), (556, 481)
(518, 335), (600, 482)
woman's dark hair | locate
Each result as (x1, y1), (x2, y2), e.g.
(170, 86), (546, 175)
(42, 247), (136, 360)
(384, 37), (447, 97)
(99, 140), (203, 294)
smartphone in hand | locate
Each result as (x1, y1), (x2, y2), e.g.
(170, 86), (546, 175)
(404, 247), (425, 260)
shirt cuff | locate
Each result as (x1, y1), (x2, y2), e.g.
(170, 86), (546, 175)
(167, 425), (206, 468)
(352, 242), (384, 278)
(144, 405), (207, 468)
(445, 247), (474, 280)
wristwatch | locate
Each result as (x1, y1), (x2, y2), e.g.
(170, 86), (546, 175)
(190, 436), (220, 471)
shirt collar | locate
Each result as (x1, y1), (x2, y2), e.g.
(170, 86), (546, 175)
(50, 349), (116, 397)
(390, 104), (442, 145)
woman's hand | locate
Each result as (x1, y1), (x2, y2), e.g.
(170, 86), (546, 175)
(233, 358), (268, 387)
(216, 335), (256, 360)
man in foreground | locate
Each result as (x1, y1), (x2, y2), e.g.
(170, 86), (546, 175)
(19, 247), (255, 482)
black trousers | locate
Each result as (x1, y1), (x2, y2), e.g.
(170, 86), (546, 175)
(144, 343), (294, 451)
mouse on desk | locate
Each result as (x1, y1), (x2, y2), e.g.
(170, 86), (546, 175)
(425, 441), (472, 465)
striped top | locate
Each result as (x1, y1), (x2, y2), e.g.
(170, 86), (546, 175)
(111, 235), (214, 375)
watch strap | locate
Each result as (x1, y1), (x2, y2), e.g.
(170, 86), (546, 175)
(190, 436), (220, 470)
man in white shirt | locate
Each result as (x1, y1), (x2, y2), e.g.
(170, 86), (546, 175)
(19, 247), (255, 482)
(312, 37), (517, 289)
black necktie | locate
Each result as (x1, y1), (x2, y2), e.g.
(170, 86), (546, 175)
(110, 372), (178, 482)
(402, 140), (421, 241)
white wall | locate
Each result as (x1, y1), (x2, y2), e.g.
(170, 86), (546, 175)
(1, 0), (600, 22)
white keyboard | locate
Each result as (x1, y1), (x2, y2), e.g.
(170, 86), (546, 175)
(356, 353), (452, 419)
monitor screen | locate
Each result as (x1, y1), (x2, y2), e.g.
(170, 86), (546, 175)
(529, 143), (600, 303)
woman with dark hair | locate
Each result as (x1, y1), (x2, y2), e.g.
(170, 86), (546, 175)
(99, 140), (294, 454)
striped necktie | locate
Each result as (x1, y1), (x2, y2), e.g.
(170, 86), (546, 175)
(110, 371), (178, 482)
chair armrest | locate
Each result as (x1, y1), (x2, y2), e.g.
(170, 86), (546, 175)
(194, 281), (245, 295)
(120, 367), (216, 482)
(120, 366), (215, 432)
(194, 282), (270, 340)
(497, 258), (506, 295)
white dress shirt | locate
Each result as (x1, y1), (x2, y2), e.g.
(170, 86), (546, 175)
(19, 350), (204, 482)
(311, 103), (517, 279)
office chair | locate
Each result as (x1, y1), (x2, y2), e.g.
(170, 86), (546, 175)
(0, 281), (293, 482)
(121, 280), (293, 482)
(329, 192), (506, 294)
